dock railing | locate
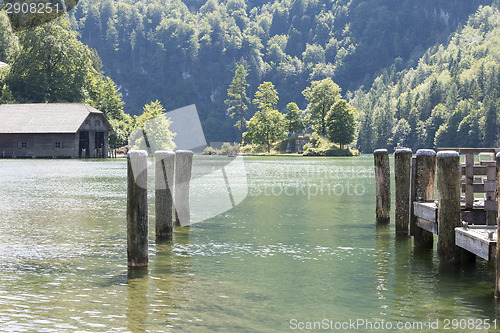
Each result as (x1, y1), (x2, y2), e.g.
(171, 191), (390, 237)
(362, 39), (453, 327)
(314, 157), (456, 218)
(438, 148), (500, 225)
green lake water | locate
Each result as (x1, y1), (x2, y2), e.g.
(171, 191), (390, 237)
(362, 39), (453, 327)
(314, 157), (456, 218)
(0, 155), (498, 332)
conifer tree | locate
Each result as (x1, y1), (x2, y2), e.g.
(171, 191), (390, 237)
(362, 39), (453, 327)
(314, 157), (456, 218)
(225, 64), (250, 143)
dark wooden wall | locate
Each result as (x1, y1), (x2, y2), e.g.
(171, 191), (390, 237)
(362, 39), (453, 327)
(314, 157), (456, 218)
(0, 133), (78, 158)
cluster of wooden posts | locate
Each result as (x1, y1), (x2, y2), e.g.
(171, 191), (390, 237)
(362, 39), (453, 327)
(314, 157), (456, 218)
(127, 150), (193, 270)
(374, 148), (500, 296)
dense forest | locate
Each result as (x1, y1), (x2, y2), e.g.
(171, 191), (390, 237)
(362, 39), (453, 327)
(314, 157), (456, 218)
(67, 0), (492, 143)
(0, 0), (499, 151)
(352, 5), (500, 152)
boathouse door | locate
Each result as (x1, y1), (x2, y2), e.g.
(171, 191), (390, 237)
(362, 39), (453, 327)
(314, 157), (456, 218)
(79, 131), (89, 158)
(95, 132), (105, 158)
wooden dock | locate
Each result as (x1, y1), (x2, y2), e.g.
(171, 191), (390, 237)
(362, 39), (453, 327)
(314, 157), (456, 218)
(410, 148), (499, 261)
(413, 202), (498, 260)
(455, 225), (497, 261)
(375, 147), (500, 296)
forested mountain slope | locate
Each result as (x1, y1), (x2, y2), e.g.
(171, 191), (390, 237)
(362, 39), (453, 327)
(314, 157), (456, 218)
(352, 5), (500, 152)
(67, 0), (491, 142)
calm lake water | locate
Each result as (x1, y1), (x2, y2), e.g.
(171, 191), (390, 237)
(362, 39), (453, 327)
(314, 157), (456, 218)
(0, 155), (498, 332)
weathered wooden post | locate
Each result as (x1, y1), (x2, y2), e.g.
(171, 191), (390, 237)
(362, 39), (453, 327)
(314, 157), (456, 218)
(413, 149), (436, 248)
(464, 151), (474, 209)
(409, 156), (417, 236)
(155, 151), (175, 242)
(374, 149), (390, 224)
(495, 152), (500, 297)
(175, 150), (193, 227)
(127, 150), (148, 269)
(486, 158), (497, 225)
(437, 151), (461, 263)
(394, 148), (412, 235)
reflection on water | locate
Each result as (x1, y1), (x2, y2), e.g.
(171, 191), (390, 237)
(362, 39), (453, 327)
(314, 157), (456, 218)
(375, 223), (390, 316)
(0, 156), (497, 331)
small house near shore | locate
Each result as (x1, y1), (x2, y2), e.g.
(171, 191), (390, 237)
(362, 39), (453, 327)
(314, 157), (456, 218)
(0, 103), (112, 158)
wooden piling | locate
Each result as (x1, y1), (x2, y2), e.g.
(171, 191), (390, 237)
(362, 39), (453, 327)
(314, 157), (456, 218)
(413, 149), (436, 248)
(394, 148), (412, 235)
(436, 151), (461, 263)
(464, 152), (474, 209)
(486, 162), (497, 225)
(495, 152), (500, 297)
(127, 150), (148, 269)
(175, 150), (193, 227)
(155, 151), (175, 242)
(409, 156), (417, 236)
(374, 149), (390, 224)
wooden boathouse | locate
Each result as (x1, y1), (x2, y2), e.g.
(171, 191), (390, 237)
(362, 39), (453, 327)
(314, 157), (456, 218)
(0, 103), (112, 158)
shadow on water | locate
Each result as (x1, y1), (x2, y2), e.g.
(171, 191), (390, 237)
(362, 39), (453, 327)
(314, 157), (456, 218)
(127, 268), (150, 332)
(124, 225), (193, 331)
(147, 225), (194, 330)
(392, 232), (412, 314)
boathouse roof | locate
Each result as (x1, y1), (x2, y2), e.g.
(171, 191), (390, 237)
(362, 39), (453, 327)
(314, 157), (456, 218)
(0, 103), (111, 134)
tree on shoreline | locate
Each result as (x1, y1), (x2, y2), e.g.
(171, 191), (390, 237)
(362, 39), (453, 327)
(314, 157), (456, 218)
(225, 64), (250, 144)
(7, 19), (97, 103)
(284, 102), (305, 135)
(326, 99), (356, 150)
(244, 81), (286, 152)
(303, 78), (341, 136)
(130, 100), (176, 153)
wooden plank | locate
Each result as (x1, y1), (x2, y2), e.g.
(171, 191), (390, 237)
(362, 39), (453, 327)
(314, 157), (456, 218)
(413, 202), (437, 223)
(439, 148), (500, 154)
(461, 166), (488, 175)
(417, 217), (438, 234)
(455, 226), (497, 260)
(460, 182), (496, 193)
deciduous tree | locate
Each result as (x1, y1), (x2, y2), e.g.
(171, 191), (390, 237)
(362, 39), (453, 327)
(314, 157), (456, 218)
(7, 18), (97, 103)
(284, 102), (304, 135)
(303, 78), (341, 136)
(244, 81), (285, 152)
(326, 99), (356, 150)
(130, 100), (176, 153)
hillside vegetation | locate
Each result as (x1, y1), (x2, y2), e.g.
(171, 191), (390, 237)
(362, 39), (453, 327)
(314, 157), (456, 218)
(1, 0), (499, 150)
(351, 5), (500, 152)
(67, 0), (489, 142)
